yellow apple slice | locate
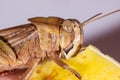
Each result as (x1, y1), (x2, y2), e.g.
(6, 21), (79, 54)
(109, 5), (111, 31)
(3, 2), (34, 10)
(30, 45), (120, 80)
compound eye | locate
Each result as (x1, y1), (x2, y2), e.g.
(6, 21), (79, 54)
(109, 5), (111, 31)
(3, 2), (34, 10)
(63, 25), (73, 32)
(62, 20), (74, 32)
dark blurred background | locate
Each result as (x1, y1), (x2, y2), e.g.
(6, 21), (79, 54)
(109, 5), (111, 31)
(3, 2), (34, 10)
(85, 23), (120, 62)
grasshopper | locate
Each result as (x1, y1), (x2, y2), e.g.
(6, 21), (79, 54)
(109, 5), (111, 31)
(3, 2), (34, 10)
(0, 9), (119, 80)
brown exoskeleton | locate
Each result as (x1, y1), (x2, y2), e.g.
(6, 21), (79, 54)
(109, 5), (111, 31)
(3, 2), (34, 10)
(0, 9), (120, 80)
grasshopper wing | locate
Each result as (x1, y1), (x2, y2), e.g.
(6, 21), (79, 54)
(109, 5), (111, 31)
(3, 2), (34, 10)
(0, 24), (37, 47)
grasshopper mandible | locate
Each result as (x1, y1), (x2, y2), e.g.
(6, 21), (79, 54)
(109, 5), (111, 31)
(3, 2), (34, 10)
(0, 9), (119, 80)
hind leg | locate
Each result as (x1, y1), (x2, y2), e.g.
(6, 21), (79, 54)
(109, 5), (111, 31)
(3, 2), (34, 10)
(0, 40), (14, 72)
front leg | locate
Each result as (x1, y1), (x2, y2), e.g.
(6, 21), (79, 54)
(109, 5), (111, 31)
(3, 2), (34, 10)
(20, 58), (40, 80)
(48, 52), (81, 80)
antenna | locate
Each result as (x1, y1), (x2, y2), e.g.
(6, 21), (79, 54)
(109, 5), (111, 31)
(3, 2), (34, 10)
(82, 9), (120, 26)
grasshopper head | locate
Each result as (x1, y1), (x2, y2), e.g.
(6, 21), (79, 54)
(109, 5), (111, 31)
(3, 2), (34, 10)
(60, 19), (83, 58)
(60, 9), (120, 59)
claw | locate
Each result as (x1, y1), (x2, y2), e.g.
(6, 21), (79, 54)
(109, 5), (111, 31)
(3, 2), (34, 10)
(59, 50), (69, 59)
